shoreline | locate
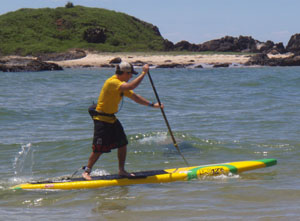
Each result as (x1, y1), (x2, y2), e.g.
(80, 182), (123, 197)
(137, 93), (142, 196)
(1, 52), (294, 72)
(51, 52), (293, 68)
(52, 52), (251, 68)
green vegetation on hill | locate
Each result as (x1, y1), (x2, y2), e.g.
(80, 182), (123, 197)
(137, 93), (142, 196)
(0, 6), (166, 55)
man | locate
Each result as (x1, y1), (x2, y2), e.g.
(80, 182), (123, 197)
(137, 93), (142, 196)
(82, 62), (163, 180)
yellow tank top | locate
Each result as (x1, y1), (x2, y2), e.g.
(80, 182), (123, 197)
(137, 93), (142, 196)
(93, 75), (133, 123)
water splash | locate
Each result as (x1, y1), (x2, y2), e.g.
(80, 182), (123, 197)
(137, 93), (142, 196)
(138, 132), (168, 145)
(92, 169), (110, 176)
(213, 173), (240, 180)
(129, 132), (169, 145)
(197, 172), (240, 181)
(13, 143), (34, 177)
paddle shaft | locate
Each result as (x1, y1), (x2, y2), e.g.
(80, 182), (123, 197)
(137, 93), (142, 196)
(147, 71), (189, 166)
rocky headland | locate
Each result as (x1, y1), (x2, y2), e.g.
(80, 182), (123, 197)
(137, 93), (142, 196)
(1, 34), (300, 72)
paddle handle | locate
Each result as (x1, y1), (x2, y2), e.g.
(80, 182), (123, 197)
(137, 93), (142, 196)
(147, 71), (189, 166)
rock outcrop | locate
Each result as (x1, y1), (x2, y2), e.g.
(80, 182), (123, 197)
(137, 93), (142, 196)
(83, 27), (107, 43)
(156, 63), (188, 68)
(163, 39), (175, 51)
(109, 57), (122, 64)
(245, 53), (270, 66)
(174, 41), (200, 51)
(172, 36), (288, 54)
(213, 63), (230, 68)
(0, 57), (63, 72)
(286, 34), (300, 54)
(245, 53), (300, 66)
(38, 49), (86, 61)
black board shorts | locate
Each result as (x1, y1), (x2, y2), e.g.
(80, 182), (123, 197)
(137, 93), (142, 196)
(92, 119), (128, 153)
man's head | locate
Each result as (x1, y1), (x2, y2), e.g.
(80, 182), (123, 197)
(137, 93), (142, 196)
(116, 61), (138, 75)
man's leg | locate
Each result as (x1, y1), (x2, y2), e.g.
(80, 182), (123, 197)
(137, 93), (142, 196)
(118, 145), (134, 177)
(82, 151), (102, 180)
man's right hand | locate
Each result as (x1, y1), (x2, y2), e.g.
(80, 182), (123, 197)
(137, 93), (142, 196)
(142, 64), (149, 74)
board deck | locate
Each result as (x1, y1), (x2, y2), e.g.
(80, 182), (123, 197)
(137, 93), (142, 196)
(12, 158), (276, 190)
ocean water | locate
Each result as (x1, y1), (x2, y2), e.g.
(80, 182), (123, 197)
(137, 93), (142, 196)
(0, 66), (300, 220)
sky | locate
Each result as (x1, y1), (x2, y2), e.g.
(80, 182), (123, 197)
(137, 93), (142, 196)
(0, 0), (299, 46)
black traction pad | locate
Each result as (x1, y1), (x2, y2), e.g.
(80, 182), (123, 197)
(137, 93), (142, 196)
(30, 169), (169, 184)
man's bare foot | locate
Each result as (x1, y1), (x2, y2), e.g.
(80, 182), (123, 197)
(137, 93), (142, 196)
(119, 170), (135, 177)
(82, 172), (92, 180)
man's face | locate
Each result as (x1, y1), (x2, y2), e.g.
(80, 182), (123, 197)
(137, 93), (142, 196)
(124, 72), (133, 82)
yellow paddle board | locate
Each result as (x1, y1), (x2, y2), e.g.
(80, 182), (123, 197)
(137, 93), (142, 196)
(12, 158), (276, 190)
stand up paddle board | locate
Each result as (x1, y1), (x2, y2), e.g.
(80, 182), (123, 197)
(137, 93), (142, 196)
(12, 158), (276, 190)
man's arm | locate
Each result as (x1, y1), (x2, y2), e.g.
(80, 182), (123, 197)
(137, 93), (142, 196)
(130, 93), (164, 109)
(119, 64), (149, 91)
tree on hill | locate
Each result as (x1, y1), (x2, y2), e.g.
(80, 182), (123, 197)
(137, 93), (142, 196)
(65, 2), (74, 8)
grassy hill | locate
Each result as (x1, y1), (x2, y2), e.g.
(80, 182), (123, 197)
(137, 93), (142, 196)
(0, 5), (166, 56)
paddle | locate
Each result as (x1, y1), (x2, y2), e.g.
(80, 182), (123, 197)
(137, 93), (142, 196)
(147, 71), (189, 166)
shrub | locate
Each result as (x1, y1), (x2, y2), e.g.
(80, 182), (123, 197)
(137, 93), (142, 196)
(65, 2), (74, 8)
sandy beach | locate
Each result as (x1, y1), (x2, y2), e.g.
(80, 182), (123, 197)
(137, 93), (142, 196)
(1, 52), (294, 72)
(50, 52), (293, 68)
(52, 52), (253, 68)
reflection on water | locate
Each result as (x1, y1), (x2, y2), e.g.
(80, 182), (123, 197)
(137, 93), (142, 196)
(92, 187), (130, 215)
